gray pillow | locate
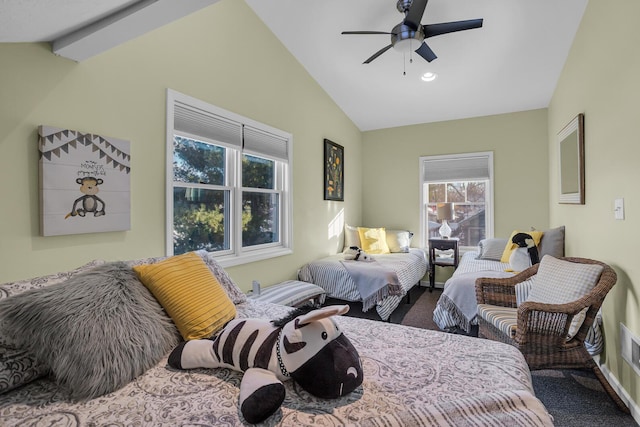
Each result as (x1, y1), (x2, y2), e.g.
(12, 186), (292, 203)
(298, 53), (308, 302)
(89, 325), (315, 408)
(539, 226), (565, 259)
(0, 262), (180, 400)
(477, 238), (508, 261)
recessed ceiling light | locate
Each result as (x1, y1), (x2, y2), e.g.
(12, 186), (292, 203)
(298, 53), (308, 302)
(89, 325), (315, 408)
(421, 72), (437, 82)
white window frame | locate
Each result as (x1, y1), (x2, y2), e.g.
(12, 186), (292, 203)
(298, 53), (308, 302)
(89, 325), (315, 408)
(166, 89), (293, 267)
(418, 151), (494, 249)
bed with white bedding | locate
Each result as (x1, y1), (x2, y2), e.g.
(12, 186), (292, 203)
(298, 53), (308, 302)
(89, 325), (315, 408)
(298, 248), (427, 321)
(0, 256), (553, 426)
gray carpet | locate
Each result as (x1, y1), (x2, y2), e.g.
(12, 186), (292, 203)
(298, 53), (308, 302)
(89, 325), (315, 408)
(332, 285), (638, 426)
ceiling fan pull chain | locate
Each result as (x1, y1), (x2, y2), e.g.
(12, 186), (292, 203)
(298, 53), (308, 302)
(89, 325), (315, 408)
(403, 52), (406, 76)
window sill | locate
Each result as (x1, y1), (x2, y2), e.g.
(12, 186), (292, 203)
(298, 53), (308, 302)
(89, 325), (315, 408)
(215, 247), (293, 268)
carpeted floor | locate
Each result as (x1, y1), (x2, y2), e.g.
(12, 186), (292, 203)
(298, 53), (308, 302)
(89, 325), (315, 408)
(328, 285), (638, 427)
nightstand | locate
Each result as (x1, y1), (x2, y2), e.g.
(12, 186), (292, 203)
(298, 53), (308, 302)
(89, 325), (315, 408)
(428, 238), (459, 291)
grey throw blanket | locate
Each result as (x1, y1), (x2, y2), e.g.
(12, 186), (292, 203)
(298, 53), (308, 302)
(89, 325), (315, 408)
(439, 270), (514, 332)
(340, 260), (402, 312)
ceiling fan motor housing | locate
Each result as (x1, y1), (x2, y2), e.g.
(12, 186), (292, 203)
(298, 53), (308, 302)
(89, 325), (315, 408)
(391, 23), (425, 52)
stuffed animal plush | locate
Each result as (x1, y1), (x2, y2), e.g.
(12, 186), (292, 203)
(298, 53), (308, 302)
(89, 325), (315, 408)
(343, 246), (373, 261)
(511, 232), (540, 268)
(168, 305), (363, 424)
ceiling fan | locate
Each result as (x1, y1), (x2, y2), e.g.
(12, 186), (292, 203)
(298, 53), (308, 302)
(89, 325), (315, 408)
(342, 0), (483, 64)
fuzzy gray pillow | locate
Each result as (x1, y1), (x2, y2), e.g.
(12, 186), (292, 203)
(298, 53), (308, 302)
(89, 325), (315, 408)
(0, 262), (180, 400)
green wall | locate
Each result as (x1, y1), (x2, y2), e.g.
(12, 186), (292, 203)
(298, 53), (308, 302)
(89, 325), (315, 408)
(361, 109), (550, 242)
(1, 0), (638, 413)
(0, 0), (362, 288)
(548, 0), (640, 409)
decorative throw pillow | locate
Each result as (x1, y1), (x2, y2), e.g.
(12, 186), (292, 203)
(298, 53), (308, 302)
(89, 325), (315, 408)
(0, 259), (105, 300)
(0, 259), (105, 394)
(509, 247), (532, 272)
(357, 227), (390, 255)
(133, 252), (237, 340)
(526, 255), (604, 339)
(195, 250), (247, 304)
(343, 224), (362, 252)
(0, 262), (180, 400)
(0, 346), (48, 395)
(125, 252), (247, 305)
(538, 226), (565, 259)
(385, 229), (413, 253)
(477, 238), (508, 261)
(500, 230), (544, 263)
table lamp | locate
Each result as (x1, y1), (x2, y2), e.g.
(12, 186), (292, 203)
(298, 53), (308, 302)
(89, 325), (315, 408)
(436, 202), (453, 239)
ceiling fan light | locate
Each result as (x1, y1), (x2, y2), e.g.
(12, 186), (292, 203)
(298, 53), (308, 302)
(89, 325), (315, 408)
(393, 38), (415, 53)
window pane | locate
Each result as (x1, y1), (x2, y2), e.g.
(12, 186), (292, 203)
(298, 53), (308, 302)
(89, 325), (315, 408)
(243, 154), (274, 189)
(428, 183), (446, 203)
(427, 180), (487, 246)
(173, 187), (229, 254)
(173, 136), (225, 185)
(242, 191), (279, 247)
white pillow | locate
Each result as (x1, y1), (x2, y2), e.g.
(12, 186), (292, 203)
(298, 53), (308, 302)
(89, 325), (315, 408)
(385, 229), (413, 253)
(526, 255), (603, 339)
(343, 224), (362, 252)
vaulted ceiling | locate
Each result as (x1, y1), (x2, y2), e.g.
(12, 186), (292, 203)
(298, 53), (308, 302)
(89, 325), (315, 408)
(0, 0), (588, 131)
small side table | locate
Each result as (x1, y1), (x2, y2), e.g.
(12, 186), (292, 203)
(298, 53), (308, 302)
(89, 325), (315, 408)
(428, 238), (459, 292)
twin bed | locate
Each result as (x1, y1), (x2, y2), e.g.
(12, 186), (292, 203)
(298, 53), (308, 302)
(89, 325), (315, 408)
(0, 252), (553, 426)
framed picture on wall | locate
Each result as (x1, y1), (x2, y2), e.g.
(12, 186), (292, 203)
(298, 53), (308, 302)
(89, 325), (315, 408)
(323, 139), (344, 201)
(38, 125), (131, 236)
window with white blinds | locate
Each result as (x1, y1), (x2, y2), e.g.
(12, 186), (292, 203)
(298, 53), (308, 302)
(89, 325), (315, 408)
(420, 152), (494, 247)
(166, 89), (293, 267)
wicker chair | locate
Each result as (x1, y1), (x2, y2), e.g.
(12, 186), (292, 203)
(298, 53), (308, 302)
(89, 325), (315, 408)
(475, 257), (629, 413)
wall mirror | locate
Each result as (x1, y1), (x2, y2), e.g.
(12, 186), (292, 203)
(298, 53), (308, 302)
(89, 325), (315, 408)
(558, 113), (585, 204)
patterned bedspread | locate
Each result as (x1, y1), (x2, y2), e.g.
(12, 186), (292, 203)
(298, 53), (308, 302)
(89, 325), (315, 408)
(298, 248), (427, 320)
(0, 300), (552, 426)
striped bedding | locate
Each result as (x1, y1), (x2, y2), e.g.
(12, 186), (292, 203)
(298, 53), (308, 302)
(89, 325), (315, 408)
(298, 248), (427, 320)
(433, 250), (604, 354)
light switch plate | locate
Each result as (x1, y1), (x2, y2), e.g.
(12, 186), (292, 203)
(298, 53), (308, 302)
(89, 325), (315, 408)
(614, 198), (625, 220)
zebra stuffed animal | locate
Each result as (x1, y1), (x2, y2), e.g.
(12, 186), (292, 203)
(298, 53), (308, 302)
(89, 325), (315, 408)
(168, 304), (363, 424)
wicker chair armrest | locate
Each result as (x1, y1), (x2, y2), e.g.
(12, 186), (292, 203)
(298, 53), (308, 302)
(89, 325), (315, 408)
(515, 302), (572, 347)
(475, 265), (539, 307)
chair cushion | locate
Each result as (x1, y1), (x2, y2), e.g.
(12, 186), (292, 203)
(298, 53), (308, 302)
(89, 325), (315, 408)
(478, 304), (518, 338)
(526, 255), (603, 339)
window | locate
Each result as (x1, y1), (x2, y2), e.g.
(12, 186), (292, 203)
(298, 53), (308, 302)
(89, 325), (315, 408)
(166, 90), (292, 267)
(419, 152), (493, 248)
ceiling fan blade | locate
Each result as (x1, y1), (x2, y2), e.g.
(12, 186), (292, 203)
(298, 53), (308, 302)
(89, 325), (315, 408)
(415, 42), (437, 62)
(404, 0), (429, 30)
(342, 31), (393, 35)
(363, 44), (393, 64)
(423, 19), (483, 38)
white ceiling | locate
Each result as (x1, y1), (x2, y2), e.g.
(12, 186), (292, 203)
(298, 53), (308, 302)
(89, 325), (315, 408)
(0, 0), (589, 131)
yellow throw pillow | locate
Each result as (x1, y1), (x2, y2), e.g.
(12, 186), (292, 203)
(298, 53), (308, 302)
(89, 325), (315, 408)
(133, 252), (236, 340)
(500, 230), (544, 263)
(357, 227), (390, 254)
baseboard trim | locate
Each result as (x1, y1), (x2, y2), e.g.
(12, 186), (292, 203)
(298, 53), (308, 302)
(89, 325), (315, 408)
(595, 355), (640, 423)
